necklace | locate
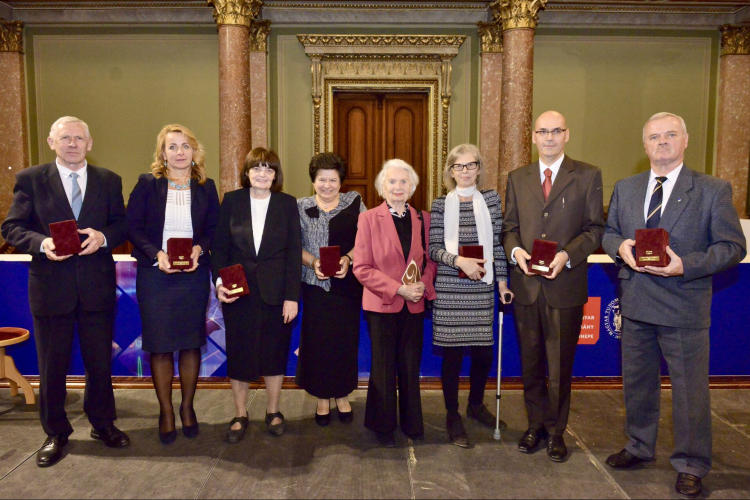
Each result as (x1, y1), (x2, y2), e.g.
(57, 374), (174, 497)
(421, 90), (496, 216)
(168, 178), (191, 190)
(316, 193), (339, 211)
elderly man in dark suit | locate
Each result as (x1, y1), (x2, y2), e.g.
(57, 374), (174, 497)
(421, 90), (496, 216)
(602, 112), (746, 498)
(502, 110), (605, 462)
(1, 117), (130, 468)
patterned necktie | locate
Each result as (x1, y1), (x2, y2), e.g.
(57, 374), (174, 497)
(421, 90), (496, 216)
(70, 172), (82, 220)
(542, 168), (553, 202)
(646, 176), (667, 229)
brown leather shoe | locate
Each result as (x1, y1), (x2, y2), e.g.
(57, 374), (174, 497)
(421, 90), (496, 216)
(547, 435), (568, 462)
(518, 428), (549, 454)
(605, 449), (648, 469)
(675, 473), (702, 498)
(36, 435), (68, 468)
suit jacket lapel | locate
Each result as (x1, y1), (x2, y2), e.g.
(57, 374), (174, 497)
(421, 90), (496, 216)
(78, 166), (102, 223)
(239, 189), (257, 259)
(157, 176), (169, 234)
(545, 156), (574, 206)
(257, 191), (278, 258)
(377, 202), (405, 261)
(522, 162), (546, 207)
(407, 206), (423, 266)
(189, 177), (199, 238)
(632, 171), (652, 229)
(42, 163), (75, 219)
(659, 166), (693, 234)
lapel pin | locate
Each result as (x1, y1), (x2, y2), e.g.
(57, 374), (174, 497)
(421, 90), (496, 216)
(678, 199), (682, 202)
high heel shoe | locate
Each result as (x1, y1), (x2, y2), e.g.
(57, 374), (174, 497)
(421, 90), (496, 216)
(159, 412), (177, 445)
(315, 411), (331, 426)
(337, 407), (353, 423)
(180, 406), (199, 438)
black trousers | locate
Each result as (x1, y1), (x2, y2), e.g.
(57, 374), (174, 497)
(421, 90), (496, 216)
(513, 289), (583, 436)
(441, 345), (494, 415)
(33, 302), (117, 437)
(365, 305), (424, 436)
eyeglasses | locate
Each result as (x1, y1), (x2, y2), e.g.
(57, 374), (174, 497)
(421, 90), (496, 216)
(533, 128), (567, 137)
(450, 161), (479, 172)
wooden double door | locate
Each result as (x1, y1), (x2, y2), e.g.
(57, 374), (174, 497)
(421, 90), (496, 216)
(333, 91), (429, 212)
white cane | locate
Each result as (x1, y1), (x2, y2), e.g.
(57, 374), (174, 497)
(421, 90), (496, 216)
(494, 292), (512, 440)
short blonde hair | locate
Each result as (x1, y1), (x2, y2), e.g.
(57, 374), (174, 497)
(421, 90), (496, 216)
(642, 112), (688, 142)
(150, 124), (208, 185)
(374, 159), (419, 198)
(443, 144), (484, 191)
(49, 116), (90, 140)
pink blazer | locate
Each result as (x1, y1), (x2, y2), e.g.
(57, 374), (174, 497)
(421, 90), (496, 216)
(353, 202), (437, 314)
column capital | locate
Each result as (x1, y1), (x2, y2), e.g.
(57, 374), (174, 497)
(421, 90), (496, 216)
(720, 24), (750, 56)
(477, 22), (503, 53)
(208, 0), (263, 27)
(248, 19), (271, 52)
(0, 20), (24, 53)
(491, 0), (547, 31)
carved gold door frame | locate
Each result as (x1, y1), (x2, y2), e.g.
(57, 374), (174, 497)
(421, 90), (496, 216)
(298, 35), (465, 206)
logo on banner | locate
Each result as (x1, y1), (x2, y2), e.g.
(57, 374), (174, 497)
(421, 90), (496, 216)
(604, 298), (622, 340)
(579, 297), (601, 345)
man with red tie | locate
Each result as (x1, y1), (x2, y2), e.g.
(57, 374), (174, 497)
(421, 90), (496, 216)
(501, 111), (605, 462)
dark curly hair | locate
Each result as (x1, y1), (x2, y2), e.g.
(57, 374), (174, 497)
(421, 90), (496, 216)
(308, 152), (347, 183)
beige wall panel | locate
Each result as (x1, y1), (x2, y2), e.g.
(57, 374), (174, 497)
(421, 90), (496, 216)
(33, 35), (219, 199)
(533, 36), (712, 205)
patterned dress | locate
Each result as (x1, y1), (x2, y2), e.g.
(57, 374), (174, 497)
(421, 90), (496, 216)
(429, 189), (508, 347)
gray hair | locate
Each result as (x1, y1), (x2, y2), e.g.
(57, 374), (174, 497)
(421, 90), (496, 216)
(443, 143), (484, 191)
(642, 112), (687, 142)
(49, 116), (91, 140)
(374, 159), (419, 198)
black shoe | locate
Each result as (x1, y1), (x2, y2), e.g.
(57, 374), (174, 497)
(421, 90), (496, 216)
(315, 411), (331, 427)
(159, 412), (177, 445)
(91, 425), (130, 448)
(375, 431), (396, 448)
(180, 406), (199, 438)
(446, 413), (470, 448)
(467, 403), (506, 429)
(518, 428), (549, 454)
(338, 408), (354, 423)
(265, 411), (285, 436)
(36, 435), (68, 468)
(605, 449), (648, 469)
(547, 435), (568, 462)
(226, 414), (248, 443)
(405, 432), (424, 442)
(675, 473), (702, 498)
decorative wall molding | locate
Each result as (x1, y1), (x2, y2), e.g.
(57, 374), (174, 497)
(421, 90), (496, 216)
(0, 19), (22, 52)
(297, 35), (466, 49)
(721, 24), (750, 56)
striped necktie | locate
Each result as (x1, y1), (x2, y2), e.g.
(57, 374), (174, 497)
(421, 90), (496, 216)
(70, 172), (82, 220)
(646, 176), (667, 229)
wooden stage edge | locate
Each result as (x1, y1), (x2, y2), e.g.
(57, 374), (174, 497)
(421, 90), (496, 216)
(2, 376), (749, 391)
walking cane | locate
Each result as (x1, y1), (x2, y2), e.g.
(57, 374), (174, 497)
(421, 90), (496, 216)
(494, 292), (512, 440)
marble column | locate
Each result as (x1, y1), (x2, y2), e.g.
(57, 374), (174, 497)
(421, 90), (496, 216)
(496, 0), (547, 195)
(248, 20), (270, 149)
(477, 22), (503, 193)
(209, 0), (262, 195)
(0, 20), (29, 245)
(715, 25), (750, 218)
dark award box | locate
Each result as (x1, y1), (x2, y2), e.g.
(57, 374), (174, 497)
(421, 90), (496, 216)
(319, 245), (341, 277)
(529, 239), (558, 276)
(219, 264), (250, 297)
(635, 228), (670, 267)
(167, 238), (193, 270)
(49, 220), (81, 257)
(458, 245), (485, 279)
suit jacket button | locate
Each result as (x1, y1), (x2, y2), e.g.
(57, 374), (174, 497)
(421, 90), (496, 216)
(544, 213), (549, 217)
(541, 233), (547, 238)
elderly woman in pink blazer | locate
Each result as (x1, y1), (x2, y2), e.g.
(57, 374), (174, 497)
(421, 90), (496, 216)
(353, 159), (437, 448)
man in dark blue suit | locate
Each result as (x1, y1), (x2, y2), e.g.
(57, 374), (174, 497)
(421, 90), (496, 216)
(1, 117), (130, 467)
(602, 112), (746, 498)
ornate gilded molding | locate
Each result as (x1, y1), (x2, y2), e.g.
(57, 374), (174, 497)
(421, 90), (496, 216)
(492, 0), (547, 31)
(477, 22), (503, 53)
(207, 0), (262, 27)
(248, 19), (271, 52)
(297, 35), (465, 48)
(0, 20), (23, 53)
(720, 24), (750, 56)
(264, 2), (485, 9)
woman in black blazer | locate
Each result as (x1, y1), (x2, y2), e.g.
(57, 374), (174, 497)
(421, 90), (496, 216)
(126, 124), (220, 444)
(211, 147), (301, 443)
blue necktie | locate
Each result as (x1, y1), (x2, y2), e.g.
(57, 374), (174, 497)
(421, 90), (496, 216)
(646, 177), (667, 229)
(70, 172), (82, 220)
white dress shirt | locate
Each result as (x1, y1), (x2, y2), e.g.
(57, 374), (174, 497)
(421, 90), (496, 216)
(250, 194), (270, 255)
(643, 164), (683, 223)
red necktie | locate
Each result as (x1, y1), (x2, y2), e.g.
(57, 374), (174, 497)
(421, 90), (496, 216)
(543, 168), (553, 202)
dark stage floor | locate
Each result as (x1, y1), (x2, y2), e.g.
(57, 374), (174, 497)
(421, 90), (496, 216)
(0, 388), (748, 499)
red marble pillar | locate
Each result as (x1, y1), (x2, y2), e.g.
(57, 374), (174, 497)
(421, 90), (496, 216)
(477, 22), (504, 193)
(0, 21), (29, 244)
(715, 25), (750, 218)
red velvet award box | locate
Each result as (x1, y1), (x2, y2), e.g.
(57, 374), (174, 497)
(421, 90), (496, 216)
(219, 264), (250, 297)
(529, 239), (558, 276)
(458, 245), (484, 279)
(167, 238), (193, 270)
(49, 219), (81, 257)
(635, 228), (670, 267)
(319, 245), (341, 277)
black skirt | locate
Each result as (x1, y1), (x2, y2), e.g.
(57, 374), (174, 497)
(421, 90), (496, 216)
(222, 278), (292, 382)
(136, 265), (210, 353)
(295, 283), (361, 399)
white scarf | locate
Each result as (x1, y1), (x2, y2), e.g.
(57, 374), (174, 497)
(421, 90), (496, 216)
(444, 185), (494, 285)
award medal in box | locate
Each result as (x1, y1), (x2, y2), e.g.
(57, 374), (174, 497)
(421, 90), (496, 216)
(167, 238), (193, 270)
(458, 245), (484, 279)
(529, 239), (558, 276)
(635, 228), (670, 267)
(49, 219), (82, 257)
(219, 264), (250, 297)
(318, 245), (341, 277)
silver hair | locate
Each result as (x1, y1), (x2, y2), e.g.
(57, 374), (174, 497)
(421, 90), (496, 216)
(374, 159), (419, 198)
(443, 143), (484, 191)
(49, 116), (91, 140)
(642, 112), (687, 142)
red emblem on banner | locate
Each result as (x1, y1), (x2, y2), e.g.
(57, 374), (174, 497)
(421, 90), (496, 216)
(578, 297), (601, 345)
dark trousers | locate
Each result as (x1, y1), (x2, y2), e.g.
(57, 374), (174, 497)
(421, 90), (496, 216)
(441, 345), (493, 415)
(33, 302), (117, 437)
(514, 290), (583, 436)
(622, 318), (711, 478)
(365, 305), (424, 436)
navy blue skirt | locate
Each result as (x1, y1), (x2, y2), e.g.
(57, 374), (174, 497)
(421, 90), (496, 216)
(136, 265), (210, 353)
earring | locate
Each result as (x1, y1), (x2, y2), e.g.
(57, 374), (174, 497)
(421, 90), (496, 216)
(164, 160), (167, 168)
(191, 161), (195, 166)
